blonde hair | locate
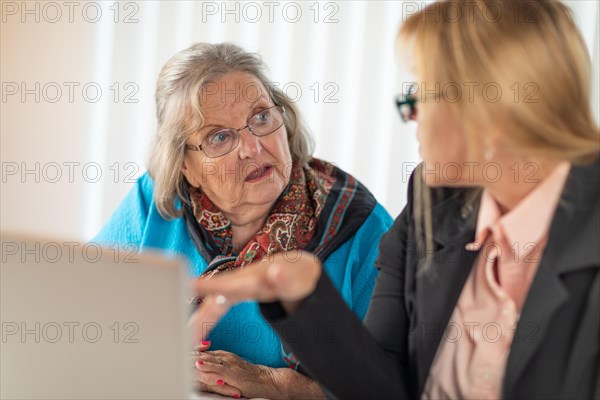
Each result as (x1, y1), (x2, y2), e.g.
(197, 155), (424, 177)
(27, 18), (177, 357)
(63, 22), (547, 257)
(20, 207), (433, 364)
(398, 0), (600, 265)
(148, 42), (314, 219)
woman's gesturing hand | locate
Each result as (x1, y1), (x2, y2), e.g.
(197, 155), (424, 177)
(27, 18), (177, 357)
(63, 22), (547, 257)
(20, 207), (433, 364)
(188, 251), (322, 344)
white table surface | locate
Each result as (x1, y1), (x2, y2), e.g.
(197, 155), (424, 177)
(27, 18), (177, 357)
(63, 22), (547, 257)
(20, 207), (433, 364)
(191, 391), (268, 400)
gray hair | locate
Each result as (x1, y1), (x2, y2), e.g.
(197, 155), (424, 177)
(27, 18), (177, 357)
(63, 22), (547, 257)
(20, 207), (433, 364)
(148, 42), (314, 219)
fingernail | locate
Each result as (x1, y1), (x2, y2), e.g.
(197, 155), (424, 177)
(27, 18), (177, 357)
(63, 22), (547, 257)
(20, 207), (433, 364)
(231, 394), (241, 399)
(216, 379), (224, 385)
(195, 360), (203, 368)
(201, 340), (211, 346)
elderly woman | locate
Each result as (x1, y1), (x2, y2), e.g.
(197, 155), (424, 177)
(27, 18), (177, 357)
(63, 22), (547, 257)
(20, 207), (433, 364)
(192, 1), (600, 399)
(93, 42), (392, 398)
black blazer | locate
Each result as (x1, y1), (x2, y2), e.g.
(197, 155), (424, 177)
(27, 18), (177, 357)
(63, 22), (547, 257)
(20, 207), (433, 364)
(261, 159), (600, 399)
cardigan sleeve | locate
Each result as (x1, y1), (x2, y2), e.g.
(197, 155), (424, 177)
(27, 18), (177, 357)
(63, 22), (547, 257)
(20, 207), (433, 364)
(92, 173), (153, 247)
(344, 202), (394, 319)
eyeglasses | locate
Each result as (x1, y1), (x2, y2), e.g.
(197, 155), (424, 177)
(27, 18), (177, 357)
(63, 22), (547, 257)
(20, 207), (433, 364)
(185, 105), (285, 158)
(396, 84), (446, 123)
(395, 84), (418, 123)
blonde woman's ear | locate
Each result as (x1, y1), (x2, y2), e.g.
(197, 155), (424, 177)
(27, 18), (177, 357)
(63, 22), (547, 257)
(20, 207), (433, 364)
(484, 146), (496, 162)
(482, 127), (502, 161)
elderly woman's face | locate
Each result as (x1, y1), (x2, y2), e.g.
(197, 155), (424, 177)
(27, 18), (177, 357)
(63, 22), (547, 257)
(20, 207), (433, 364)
(182, 71), (292, 217)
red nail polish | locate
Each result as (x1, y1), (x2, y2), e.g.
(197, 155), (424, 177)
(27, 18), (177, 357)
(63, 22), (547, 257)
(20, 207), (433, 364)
(231, 394), (241, 399)
(201, 340), (211, 346)
(216, 379), (224, 385)
(195, 360), (204, 368)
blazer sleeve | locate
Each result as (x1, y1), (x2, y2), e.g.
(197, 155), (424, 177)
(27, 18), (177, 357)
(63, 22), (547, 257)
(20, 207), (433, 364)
(260, 178), (415, 399)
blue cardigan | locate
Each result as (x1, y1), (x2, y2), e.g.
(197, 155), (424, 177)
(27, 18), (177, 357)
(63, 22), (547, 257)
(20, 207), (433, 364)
(93, 172), (392, 368)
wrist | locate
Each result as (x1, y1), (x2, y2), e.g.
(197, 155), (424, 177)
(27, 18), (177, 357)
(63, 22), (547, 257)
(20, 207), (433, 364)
(254, 365), (286, 399)
(280, 300), (302, 314)
(259, 367), (326, 400)
(280, 254), (322, 315)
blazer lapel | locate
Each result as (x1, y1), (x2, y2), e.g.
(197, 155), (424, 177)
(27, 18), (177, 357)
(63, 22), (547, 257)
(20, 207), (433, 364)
(501, 257), (569, 391)
(504, 159), (600, 392)
(413, 188), (481, 395)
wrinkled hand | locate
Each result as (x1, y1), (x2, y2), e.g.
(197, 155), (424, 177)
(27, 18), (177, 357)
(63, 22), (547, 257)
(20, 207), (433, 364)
(188, 251), (322, 345)
(190, 341), (242, 398)
(191, 342), (274, 399)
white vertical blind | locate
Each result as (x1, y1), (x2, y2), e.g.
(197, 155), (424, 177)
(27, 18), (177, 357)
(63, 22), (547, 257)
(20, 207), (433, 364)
(1, 1), (598, 240)
(82, 8), (115, 238)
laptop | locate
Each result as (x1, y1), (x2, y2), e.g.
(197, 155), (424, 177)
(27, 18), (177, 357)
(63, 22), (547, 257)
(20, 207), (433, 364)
(1, 232), (192, 399)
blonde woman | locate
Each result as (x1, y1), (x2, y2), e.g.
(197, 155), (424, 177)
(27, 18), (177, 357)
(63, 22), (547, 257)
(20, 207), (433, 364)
(191, 1), (600, 399)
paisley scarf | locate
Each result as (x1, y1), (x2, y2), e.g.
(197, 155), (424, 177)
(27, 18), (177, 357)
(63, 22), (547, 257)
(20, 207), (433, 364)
(183, 158), (376, 277)
(182, 158), (376, 368)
